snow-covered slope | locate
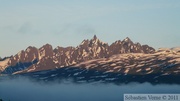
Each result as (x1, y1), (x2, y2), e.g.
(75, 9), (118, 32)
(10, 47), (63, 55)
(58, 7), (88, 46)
(18, 48), (180, 84)
(73, 48), (180, 75)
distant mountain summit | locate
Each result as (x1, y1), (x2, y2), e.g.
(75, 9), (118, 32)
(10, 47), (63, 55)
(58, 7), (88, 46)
(0, 35), (155, 74)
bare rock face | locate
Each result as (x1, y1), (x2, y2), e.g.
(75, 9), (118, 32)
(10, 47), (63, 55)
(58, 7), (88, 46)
(53, 46), (76, 67)
(39, 44), (53, 59)
(24, 46), (39, 62)
(109, 37), (155, 55)
(21, 44), (55, 72)
(74, 35), (109, 62)
(0, 35), (156, 74)
(0, 46), (39, 72)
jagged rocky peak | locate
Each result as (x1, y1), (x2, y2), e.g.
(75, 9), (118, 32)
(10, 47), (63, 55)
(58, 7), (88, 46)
(124, 37), (130, 41)
(93, 34), (97, 39)
(90, 35), (100, 43)
(25, 46), (37, 51)
(23, 46), (39, 62)
(8, 46), (39, 64)
(135, 42), (141, 46)
(90, 35), (108, 46)
(142, 45), (155, 54)
(40, 43), (53, 49)
(79, 39), (90, 46)
(39, 43), (53, 59)
(109, 37), (155, 54)
(79, 35), (107, 48)
(122, 37), (133, 43)
(114, 40), (121, 44)
(9, 50), (26, 64)
(39, 43), (53, 50)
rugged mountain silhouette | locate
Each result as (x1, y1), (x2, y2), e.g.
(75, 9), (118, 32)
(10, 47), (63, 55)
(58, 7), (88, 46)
(0, 35), (157, 74)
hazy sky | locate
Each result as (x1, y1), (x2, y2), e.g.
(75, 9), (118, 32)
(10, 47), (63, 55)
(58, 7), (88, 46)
(0, 0), (180, 57)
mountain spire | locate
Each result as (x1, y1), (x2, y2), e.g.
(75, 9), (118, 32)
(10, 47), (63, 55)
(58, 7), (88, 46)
(125, 37), (130, 41)
(123, 37), (133, 43)
(93, 35), (97, 40)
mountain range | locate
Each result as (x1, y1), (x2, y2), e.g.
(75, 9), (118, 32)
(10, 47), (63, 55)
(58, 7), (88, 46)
(0, 35), (179, 84)
(0, 35), (155, 74)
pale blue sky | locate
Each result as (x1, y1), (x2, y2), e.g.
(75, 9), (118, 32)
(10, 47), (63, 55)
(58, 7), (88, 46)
(0, 0), (180, 57)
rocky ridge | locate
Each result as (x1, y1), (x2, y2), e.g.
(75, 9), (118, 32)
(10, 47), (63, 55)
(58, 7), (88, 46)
(0, 35), (155, 74)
